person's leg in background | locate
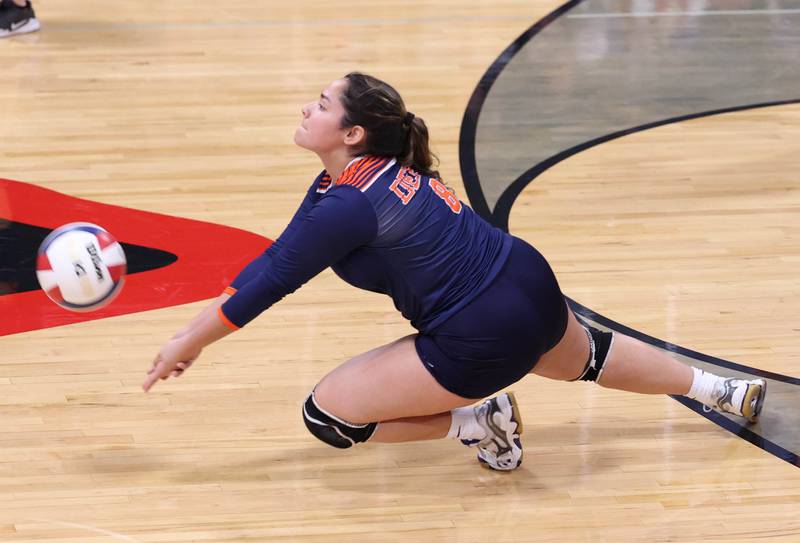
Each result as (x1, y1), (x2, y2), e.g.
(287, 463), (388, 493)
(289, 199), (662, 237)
(0, 0), (40, 38)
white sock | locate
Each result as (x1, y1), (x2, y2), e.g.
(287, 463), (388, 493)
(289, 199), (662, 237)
(446, 406), (486, 441)
(686, 367), (721, 406)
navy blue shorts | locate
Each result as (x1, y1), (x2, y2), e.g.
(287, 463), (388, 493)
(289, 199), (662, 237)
(415, 236), (568, 399)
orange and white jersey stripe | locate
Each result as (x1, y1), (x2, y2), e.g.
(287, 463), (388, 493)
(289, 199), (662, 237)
(316, 156), (396, 194)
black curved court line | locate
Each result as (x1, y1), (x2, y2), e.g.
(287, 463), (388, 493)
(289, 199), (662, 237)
(488, 99), (800, 232)
(459, 0), (800, 466)
(459, 0), (586, 223)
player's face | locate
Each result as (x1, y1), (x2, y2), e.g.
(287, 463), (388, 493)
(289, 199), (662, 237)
(294, 79), (350, 153)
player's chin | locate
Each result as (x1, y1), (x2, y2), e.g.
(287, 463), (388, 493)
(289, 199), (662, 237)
(293, 127), (309, 148)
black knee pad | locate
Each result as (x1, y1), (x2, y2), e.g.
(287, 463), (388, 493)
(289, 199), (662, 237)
(302, 392), (377, 449)
(572, 321), (614, 383)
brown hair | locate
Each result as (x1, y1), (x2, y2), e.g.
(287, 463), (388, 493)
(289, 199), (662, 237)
(339, 72), (440, 179)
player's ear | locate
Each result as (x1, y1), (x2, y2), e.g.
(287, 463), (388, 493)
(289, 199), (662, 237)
(343, 125), (365, 147)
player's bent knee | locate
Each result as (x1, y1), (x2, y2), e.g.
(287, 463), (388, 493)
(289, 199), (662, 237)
(571, 319), (615, 383)
(302, 391), (377, 449)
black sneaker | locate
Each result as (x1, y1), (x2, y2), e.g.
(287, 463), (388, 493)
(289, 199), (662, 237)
(0, 0), (40, 38)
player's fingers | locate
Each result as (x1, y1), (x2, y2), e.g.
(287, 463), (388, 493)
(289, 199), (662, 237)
(142, 371), (160, 392)
(143, 360), (168, 391)
(175, 358), (195, 377)
(147, 353), (162, 375)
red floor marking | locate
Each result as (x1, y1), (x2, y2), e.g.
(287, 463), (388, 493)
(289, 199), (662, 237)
(0, 179), (271, 336)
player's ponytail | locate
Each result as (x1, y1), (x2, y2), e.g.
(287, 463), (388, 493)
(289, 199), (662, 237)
(403, 114), (440, 180)
(341, 72), (440, 179)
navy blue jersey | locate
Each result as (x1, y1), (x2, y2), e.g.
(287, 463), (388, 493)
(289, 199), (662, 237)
(220, 156), (512, 332)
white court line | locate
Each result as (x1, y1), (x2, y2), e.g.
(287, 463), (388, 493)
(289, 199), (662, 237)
(42, 14), (524, 32)
(568, 9), (800, 18)
(27, 518), (142, 543)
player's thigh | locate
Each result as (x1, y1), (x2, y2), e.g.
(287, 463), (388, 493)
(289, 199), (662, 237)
(313, 334), (474, 424)
(530, 307), (590, 380)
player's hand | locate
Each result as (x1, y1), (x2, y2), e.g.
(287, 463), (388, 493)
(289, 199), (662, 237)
(143, 337), (202, 392)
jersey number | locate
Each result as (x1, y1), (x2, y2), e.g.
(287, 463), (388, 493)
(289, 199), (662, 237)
(429, 178), (462, 214)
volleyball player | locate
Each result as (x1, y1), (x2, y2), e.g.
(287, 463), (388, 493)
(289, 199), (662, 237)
(143, 72), (766, 471)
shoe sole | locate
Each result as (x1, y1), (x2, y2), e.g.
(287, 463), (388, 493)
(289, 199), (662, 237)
(477, 391), (524, 471)
(0, 18), (40, 38)
(742, 379), (767, 424)
(506, 391), (524, 435)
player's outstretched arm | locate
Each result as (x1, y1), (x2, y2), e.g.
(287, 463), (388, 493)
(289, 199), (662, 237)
(171, 292), (231, 340)
(143, 301), (235, 392)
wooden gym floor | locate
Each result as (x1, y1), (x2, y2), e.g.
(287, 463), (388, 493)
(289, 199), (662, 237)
(1, 1), (799, 541)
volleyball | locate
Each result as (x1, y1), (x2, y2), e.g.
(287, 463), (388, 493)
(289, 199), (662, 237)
(35, 222), (127, 312)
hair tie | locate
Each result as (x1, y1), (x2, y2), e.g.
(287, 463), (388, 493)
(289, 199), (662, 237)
(403, 111), (415, 127)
